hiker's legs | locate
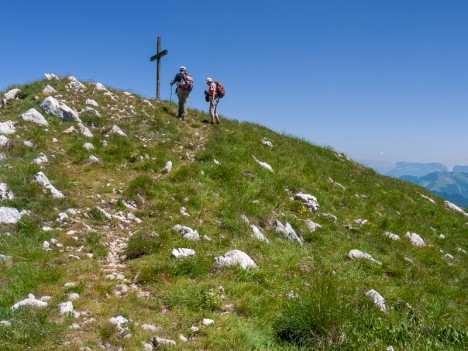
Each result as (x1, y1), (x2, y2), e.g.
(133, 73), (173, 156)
(177, 89), (185, 117)
(209, 96), (218, 123)
(181, 90), (190, 118)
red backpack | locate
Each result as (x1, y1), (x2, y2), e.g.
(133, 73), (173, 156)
(215, 81), (225, 98)
(179, 73), (194, 91)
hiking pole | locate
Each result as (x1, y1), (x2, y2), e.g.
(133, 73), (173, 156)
(170, 84), (173, 105)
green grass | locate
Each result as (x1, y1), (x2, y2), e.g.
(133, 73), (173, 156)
(0, 78), (466, 350)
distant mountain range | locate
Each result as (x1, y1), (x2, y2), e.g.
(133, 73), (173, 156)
(401, 172), (468, 208)
(386, 162), (449, 178)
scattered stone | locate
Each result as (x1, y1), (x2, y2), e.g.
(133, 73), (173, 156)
(364, 289), (386, 313)
(66, 76), (85, 90)
(109, 125), (127, 137)
(86, 99), (99, 107)
(142, 324), (160, 332)
(439, 234), (445, 239)
(68, 293), (80, 301)
(57, 212), (69, 222)
(0, 183), (14, 200)
(251, 224), (269, 242)
(59, 301), (80, 318)
(261, 138), (273, 147)
(354, 218), (369, 225)
(0, 207), (28, 224)
(444, 253), (454, 260)
(34, 172), (64, 198)
(0, 320), (11, 327)
(164, 161), (172, 173)
(83, 142), (94, 150)
(43, 241), (51, 250)
(77, 123), (93, 137)
(202, 318), (214, 326)
(64, 126), (78, 134)
(214, 250), (257, 270)
(40, 96), (80, 122)
(348, 249), (382, 265)
(152, 336), (176, 347)
(405, 231), (426, 247)
(329, 177), (346, 189)
(252, 155), (274, 172)
(305, 219), (322, 232)
(0, 254), (13, 265)
(95, 82), (108, 91)
(293, 192), (320, 212)
(274, 220), (303, 244)
(21, 108), (49, 126)
(143, 99), (154, 107)
(190, 326), (199, 333)
(172, 248), (195, 258)
(0, 136), (9, 147)
(444, 200), (468, 216)
(11, 294), (48, 310)
(42, 85), (57, 94)
(420, 194), (436, 204)
(322, 213), (338, 222)
(0, 121), (16, 135)
(179, 334), (188, 342)
(81, 106), (101, 117)
(109, 316), (129, 334)
(142, 343), (153, 351)
(89, 155), (99, 163)
(1, 88), (21, 106)
(173, 224), (200, 241)
(32, 153), (48, 166)
(384, 231), (400, 240)
(180, 207), (190, 217)
(45, 73), (59, 80)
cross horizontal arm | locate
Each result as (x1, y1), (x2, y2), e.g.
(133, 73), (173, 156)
(150, 49), (168, 62)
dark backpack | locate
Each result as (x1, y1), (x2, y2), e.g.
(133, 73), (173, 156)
(215, 81), (225, 98)
(179, 73), (194, 91)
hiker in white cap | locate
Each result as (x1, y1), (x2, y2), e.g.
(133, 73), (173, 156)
(170, 66), (193, 120)
(205, 77), (220, 124)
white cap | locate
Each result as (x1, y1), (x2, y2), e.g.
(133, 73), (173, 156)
(206, 77), (213, 83)
(180, 66), (186, 71)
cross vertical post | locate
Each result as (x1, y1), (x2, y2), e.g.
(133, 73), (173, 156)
(150, 36), (168, 102)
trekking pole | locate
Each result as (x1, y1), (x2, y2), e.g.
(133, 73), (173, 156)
(170, 84), (173, 104)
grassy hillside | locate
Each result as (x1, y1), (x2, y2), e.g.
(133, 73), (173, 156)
(0, 76), (466, 351)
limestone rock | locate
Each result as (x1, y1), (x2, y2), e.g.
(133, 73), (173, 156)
(84, 142), (94, 150)
(34, 172), (64, 198)
(0, 121), (16, 135)
(95, 82), (108, 91)
(365, 289), (386, 313)
(444, 200), (468, 216)
(0, 183), (14, 200)
(44, 73), (59, 80)
(164, 161), (173, 173)
(252, 155), (274, 172)
(173, 224), (200, 241)
(251, 224), (269, 242)
(11, 294), (48, 310)
(109, 125), (127, 137)
(86, 99), (99, 107)
(66, 76), (85, 90)
(405, 231), (426, 247)
(109, 316), (129, 334)
(202, 318), (214, 326)
(0, 136), (9, 147)
(348, 249), (382, 265)
(172, 248), (195, 258)
(293, 192), (320, 212)
(0, 207), (27, 224)
(40, 96), (80, 122)
(305, 219), (322, 232)
(21, 108), (49, 126)
(1, 88), (21, 105)
(42, 85), (57, 94)
(152, 336), (176, 347)
(261, 138), (273, 147)
(214, 250), (257, 270)
(384, 231), (400, 240)
(274, 220), (303, 244)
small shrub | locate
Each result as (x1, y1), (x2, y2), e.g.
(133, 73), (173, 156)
(125, 232), (161, 259)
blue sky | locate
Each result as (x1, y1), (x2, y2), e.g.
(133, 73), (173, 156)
(1, 0), (467, 171)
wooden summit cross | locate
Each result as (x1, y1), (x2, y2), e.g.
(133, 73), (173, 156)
(150, 36), (168, 102)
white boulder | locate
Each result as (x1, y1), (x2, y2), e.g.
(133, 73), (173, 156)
(11, 294), (48, 310)
(252, 155), (274, 172)
(42, 85), (57, 94)
(152, 336), (176, 347)
(95, 82), (108, 91)
(44, 73), (59, 80)
(77, 122), (93, 137)
(0, 183), (14, 200)
(384, 231), (400, 240)
(0, 121), (16, 135)
(32, 153), (48, 165)
(109, 125), (127, 137)
(261, 138), (273, 147)
(173, 224), (200, 241)
(66, 76), (85, 90)
(364, 289), (386, 313)
(21, 108), (49, 126)
(274, 220), (303, 244)
(405, 231), (426, 247)
(444, 200), (468, 216)
(34, 172), (64, 198)
(0, 207), (27, 224)
(2, 88), (21, 105)
(86, 99), (99, 107)
(0, 136), (9, 147)
(293, 192), (320, 212)
(214, 250), (257, 270)
(164, 161), (173, 173)
(348, 249), (382, 266)
(172, 248), (195, 258)
(251, 224), (269, 242)
(305, 219), (322, 232)
(40, 96), (80, 122)
(109, 316), (129, 334)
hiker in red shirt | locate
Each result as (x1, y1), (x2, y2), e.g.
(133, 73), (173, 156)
(205, 77), (220, 124)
